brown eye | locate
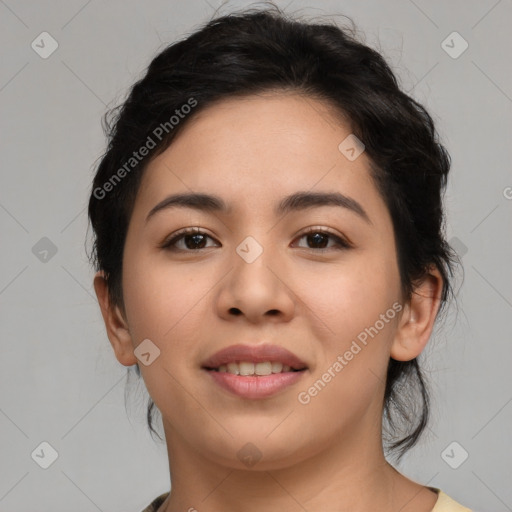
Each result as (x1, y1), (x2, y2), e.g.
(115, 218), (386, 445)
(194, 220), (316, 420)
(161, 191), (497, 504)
(160, 227), (351, 253)
(160, 228), (218, 251)
(294, 228), (351, 251)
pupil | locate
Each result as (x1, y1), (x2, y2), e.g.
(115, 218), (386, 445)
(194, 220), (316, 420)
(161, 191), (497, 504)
(309, 233), (327, 248)
(186, 234), (205, 249)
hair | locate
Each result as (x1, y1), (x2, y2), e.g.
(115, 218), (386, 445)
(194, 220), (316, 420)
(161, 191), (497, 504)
(87, 3), (461, 460)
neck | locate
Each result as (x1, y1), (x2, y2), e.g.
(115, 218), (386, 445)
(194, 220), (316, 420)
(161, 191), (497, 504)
(158, 421), (437, 512)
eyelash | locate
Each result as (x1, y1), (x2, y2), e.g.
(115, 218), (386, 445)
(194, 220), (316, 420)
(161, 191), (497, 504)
(159, 227), (352, 252)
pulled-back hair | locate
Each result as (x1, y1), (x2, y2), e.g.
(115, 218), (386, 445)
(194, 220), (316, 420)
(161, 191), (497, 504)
(87, 3), (460, 460)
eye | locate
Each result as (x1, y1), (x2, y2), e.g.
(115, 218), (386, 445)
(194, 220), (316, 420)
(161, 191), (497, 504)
(293, 227), (352, 251)
(159, 228), (218, 252)
(159, 226), (352, 252)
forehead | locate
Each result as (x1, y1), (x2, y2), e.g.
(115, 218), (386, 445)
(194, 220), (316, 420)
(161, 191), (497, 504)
(135, 92), (381, 220)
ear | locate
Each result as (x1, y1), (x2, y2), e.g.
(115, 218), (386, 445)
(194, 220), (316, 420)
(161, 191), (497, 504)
(391, 266), (444, 361)
(93, 271), (138, 366)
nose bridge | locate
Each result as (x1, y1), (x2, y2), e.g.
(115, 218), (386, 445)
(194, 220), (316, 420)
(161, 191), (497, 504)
(217, 228), (294, 321)
(235, 233), (268, 265)
(232, 231), (279, 291)
(230, 203), (278, 267)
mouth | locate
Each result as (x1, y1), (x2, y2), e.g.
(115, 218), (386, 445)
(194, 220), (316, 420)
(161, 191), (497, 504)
(200, 344), (308, 398)
(202, 362), (308, 400)
(202, 361), (307, 376)
(201, 343), (308, 375)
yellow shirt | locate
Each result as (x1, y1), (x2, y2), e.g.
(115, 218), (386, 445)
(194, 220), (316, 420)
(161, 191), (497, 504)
(141, 488), (473, 511)
(431, 489), (473, 511)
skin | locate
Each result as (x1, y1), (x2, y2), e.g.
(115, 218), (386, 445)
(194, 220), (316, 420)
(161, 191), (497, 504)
(94, 91), (443, 512)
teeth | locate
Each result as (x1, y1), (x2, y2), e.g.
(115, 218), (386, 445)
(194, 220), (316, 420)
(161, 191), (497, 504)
(239, 361), (255, 376)
(271, 362), (283, 373)
(214, 361), (299, 376)
(226, 362), (239, 375)
(255, 362), (272, 375)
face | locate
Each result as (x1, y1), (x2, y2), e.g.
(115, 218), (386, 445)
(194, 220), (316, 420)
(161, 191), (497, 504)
(114, 92), (407, 469)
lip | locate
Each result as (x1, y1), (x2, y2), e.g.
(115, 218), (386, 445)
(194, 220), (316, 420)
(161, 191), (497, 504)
(205, 370), (306, 399)
(201, 343), (308, 370)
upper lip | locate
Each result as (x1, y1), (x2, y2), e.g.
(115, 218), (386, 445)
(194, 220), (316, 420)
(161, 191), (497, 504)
(201, 344), (308, 370)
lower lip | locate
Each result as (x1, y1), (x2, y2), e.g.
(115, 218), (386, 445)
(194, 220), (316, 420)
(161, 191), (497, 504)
(204, 369), (306, 399)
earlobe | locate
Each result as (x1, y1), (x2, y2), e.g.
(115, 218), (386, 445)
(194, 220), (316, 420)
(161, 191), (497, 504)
(391, 267), (443, 362)
(93, 271), (138, 366)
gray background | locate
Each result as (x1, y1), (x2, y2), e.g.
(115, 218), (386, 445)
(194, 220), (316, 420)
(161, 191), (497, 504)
(0, 0), (511, 511)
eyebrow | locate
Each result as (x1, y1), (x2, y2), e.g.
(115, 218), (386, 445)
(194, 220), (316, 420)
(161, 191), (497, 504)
(145, 191), (372, 225)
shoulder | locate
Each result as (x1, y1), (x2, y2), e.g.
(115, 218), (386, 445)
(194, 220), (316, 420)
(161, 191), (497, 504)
(430, 488), (473, 512)
(140, 489), (475, 512)
(140, 492), (170, 512)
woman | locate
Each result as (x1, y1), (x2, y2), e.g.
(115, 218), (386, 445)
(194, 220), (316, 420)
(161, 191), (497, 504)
(87, 5), (472, 511)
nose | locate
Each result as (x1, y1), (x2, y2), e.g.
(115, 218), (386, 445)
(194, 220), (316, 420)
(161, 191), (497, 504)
(215, 242), (295, 324)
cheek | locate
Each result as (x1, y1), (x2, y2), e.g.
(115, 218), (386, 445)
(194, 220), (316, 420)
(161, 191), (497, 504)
(295, 267), (399, 425)
(122, 251), (211, 341)
(121, 256), (210, 407)
(293, 254), (400, 344)
(292, 252), (400, 412)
